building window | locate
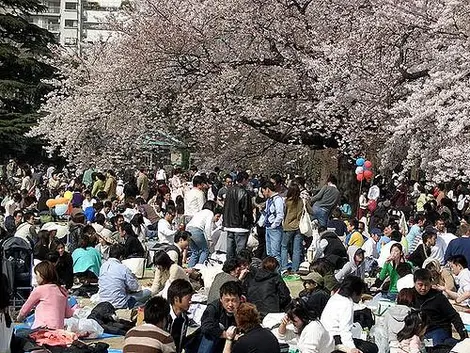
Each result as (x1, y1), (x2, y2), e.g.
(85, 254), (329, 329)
(65, 2), (77, 11)
(64, 19), (78, 28)
(64, 37), (78, 45)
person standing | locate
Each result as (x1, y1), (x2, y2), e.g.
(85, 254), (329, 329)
(184, 175), (207, 223)
(82, 164), (95, 189)
(104, 169), (117, 199)
(136, 167), (149, 201)
(281, 183), (304, 274)
(310, 175), (341, 227)
(223, 172), (254, 261)
(261, 181), (285, 265)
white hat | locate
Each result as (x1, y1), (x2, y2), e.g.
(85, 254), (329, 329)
(99, 228), (116, 244)
(41, 222), (69, 239)
(91, 223), (104, 234)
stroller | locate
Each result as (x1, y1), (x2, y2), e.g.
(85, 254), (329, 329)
(1, 236), (34, 309)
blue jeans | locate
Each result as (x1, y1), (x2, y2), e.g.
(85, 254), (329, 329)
(197, 335), (217, 353)
(266, 227), (283, 263)
(226, 231), (248, 261)
(127, 289), (152, 308)
(281, 230), (303, 272)
(424, 327), (458, 347)
(311, 205), (329, 227)
(187, 227), (209, 267)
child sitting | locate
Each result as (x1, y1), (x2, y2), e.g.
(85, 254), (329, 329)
(392, 310), (428, 353)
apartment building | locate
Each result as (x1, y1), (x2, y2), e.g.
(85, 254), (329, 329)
(28, 0), (121, 52)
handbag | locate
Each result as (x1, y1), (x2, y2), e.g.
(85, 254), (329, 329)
(299, 199), (313, 237)
(0, 310), (13, 353)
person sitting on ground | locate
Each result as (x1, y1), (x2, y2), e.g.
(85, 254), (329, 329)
(310, 258), (339, 293)
(317, 226), (348, 271)
(393, 310), (428, 353)
(384, 288), (415, 352)
(33, 230), (54, 261)
(197, 281), (241, 353)
(335, 246), (366, 282)
(98, 244), (151, 309)
(120, 222), (146, 259)
(207, 258), (245, 304)
(151, 250), (188, 297)
(423, 258), (455, 293)
(123, 296), (176, 353)
(245, 256), (291, 318)
(327, 208), (348, 238)
(376, 243), (406, 300)
(158, 205), (178, 245)
(166, 231), (190, 267)
(346, 219), (366, 248)
(166, 279), (195, 353)
(47, 240), (74, 289)
(435, 255), (470, 305)
(299, 271), (330, 317)
(321, 275), (378, 353)
(72, 232), (102, 283)
(277, 298), (334, 353)
(95, 227), (116, 261)
(17, 261), (74, 329)
(407, 230), (436, 268)
(224, 302), (280, 353)
(396, 263), (414, 293)
(411, 268), (467, 347)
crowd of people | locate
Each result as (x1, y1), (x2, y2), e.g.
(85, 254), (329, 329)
(0, 159), (470, 353)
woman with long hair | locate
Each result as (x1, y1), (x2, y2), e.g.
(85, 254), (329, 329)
(17, 261), (74, 329)
(379, 243), (407, 300)
(150, 251), (188, 296)
(281, 183), (305, 274)
(277, 299), (334, 353)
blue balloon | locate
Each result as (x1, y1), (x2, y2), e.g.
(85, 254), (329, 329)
(356, 158), (365, 166)
(55, 203), (68, 216)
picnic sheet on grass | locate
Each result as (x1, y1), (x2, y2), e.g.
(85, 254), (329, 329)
(14, 324), (122, 340)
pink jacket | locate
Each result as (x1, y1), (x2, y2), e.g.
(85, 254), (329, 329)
(19, 284), (74, 329)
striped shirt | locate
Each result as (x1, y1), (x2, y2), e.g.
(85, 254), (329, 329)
(124, 323), (176, 353)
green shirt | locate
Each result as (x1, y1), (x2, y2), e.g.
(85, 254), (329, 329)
(379, 262), (400, 293)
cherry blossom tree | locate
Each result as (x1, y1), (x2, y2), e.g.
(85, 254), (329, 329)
(29, 0), (454, 173)
(381, 0), (470, 182)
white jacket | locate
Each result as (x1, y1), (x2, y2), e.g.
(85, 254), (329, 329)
(320, 293), (355, 350)
(278, 320), (335, 353)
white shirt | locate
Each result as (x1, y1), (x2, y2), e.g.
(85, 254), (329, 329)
(430, 235), (446, 265)
(439, 232), (457, 248)
(82, 198), (96, 211)
(186, 209), (214, 240)
(184, 188), (205, 216)
(320, 294), (356, 350)
(4, 199), (18, 217)
(277, 320), (335, 353)
(396, 274), (415, 292)
(362, 237), (378, 259)
(378, 241), (398, 267)
(156, 169), (166, 181)
(456, 268), (470, 306)
(158, 218), (177, 244)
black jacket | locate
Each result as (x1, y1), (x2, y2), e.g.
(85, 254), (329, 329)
(200, 301), (236, 352)
(223, 185), (254, 229)
(321, 231), (348, 270)
(124, 235), (145, 258)
(232, 325), (280, 353)
(245, 268), (291, 317)
(56, 252), (74, 289)
(408, 244), (431, 268)
(301, 288), (330, 317)
(412, 288), (467, 340)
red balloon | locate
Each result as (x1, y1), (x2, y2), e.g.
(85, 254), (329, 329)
(364, 170), (373, 179)
(368, 200), (377, 212)
(364, 160), (372, 169)
(357, 173), (364, 182)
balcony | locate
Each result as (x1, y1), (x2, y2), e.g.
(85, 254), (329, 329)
(44, 6), (61, 15)
(47, 23), (60, 32)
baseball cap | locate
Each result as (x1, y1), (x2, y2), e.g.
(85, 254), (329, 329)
(370, 228), (383, 236)
(300, 271), (324, 285)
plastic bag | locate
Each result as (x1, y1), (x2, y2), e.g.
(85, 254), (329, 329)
(64, 318), (104, 339)
(0, 312), (13, 353)
(370, 315), (389, 353)
(73, 306), (93, 319)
